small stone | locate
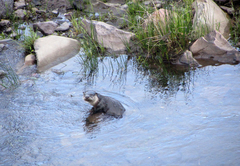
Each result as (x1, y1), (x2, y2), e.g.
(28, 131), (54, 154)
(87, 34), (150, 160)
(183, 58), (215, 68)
(36, 10), (46, 14)
(52, 9), (59, 15)
(121, 4), (128, 10)
(5, 27), (12, 33)
(14, 0), (26, 10)
(32, 7), (38, 13)
(55, 22), (70, 32)
(220, 6), (234, 15)
(0, 44), (5, 51)
(236, 42), (240, 48)
(33, 21), (58, 35)
(14, 9), (26, 19)
(144, 1), (152, 6)
(25, 54), (36, 66)
(64, 12), (73, 20)
(10, 32), (18, 38)
(155, 4), (161, 9)
(179, 50), (199, 67)
(51, 69), (64, 75)
(0, 20), (10, 27)
(18, 24), (26, 30)
(0, 70), (7, 79)
(73, 0), (83, 10)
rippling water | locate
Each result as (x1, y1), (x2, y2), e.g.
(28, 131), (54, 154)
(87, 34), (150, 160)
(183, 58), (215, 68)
(0, 55), (240, 166)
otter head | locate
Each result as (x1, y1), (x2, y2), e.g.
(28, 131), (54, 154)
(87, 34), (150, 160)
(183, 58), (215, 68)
(83, 90), (99, 107)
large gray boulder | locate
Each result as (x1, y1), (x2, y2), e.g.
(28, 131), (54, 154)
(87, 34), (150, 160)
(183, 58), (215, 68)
(82, 19), (135, 54)
(190, 30), (240, 63)
(34, 35), (80, 72)
(192, 0), (230, 39)
(0, 0), (14, 18)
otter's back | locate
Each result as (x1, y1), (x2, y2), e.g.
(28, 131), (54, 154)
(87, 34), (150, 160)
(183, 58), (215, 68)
(100, 95), (125, 117)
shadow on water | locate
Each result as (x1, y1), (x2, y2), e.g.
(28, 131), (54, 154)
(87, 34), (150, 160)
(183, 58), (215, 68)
(1, 50), (240, 165)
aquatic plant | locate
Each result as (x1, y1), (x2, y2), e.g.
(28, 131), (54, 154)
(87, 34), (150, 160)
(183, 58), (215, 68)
(22, 28), (39, 54)
(72, 16), (106, 75)
(0, 62), (20, 90)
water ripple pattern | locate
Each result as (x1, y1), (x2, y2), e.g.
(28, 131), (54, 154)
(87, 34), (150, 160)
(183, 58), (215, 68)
(0, 54), (240, 166)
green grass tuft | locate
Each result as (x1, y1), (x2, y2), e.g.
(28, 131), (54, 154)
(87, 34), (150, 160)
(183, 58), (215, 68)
(230, 9), (240, 47)
(22, 28), (39, 54)
(126, 0), (208, 64)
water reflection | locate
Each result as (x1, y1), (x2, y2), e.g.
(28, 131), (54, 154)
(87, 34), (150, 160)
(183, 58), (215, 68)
(1, 53), (240, 165)
(78, 54), (196, 100)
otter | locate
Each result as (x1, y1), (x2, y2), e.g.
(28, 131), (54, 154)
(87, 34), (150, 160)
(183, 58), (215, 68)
(83, 90), (125, 118)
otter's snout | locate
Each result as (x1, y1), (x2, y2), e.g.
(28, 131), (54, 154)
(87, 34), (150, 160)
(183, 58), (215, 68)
(83, 90), (99, 106)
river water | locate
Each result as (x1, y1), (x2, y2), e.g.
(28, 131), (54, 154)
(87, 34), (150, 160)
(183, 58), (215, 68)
(0, 54), (240, 166)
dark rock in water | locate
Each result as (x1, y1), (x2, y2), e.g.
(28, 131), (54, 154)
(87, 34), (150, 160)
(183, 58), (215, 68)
(0, 70), (7, 79)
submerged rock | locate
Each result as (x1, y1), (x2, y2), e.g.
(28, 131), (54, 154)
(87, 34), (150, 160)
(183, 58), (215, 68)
(82, 19), (135, 54)
(192, 0), (230, 39)
(190, 30), (240, 63)
(34, 35), (80, 72)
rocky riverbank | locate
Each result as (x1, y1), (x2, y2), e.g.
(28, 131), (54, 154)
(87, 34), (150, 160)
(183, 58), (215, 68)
(0, 0), (240, 88)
